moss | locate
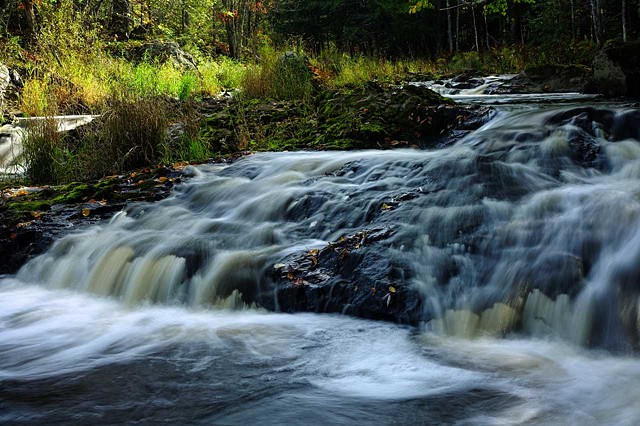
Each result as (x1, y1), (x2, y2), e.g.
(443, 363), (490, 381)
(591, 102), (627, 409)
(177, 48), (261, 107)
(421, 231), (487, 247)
(7, 200), (53, 212)
(200, 82), (455, 154)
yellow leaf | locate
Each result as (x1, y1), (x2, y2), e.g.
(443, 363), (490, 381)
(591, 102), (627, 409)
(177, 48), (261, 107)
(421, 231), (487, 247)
(158, 176), (168, 183)
(382, 203), (392, 210)
(389, 286), (397, 293)
(82, 208), (91, 217)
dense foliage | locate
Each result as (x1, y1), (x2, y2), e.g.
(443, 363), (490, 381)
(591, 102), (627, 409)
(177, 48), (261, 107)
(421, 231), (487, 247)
(1, 0), (637, 61)
(0, 0), (638, 184)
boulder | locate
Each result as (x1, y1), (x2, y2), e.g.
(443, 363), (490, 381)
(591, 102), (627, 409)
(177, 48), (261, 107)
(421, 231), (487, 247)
(0, 63), (10, 118)
(133, 40), (197, 70)
(590, 42), (640, 97)
(519, 64), (590, 93)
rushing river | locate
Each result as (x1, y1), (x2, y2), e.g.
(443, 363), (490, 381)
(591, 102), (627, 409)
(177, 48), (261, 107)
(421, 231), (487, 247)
(2, 84), (640, 424)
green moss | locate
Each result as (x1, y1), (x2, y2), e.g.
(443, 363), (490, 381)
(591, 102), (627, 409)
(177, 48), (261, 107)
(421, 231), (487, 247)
(7, 200), (53, 212)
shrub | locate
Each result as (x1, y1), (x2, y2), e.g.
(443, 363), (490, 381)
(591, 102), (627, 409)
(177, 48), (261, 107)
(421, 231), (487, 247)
(271, 52), (314, 100)
(242, 47), (313, 101)
(20, 79), (52, 117)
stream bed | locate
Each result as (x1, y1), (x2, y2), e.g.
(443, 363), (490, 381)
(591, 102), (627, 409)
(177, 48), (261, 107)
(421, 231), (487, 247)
(2, 84), (640, 425)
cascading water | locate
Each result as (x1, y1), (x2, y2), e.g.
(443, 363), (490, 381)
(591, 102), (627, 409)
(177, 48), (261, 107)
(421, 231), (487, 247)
(2, 89), (640, 424)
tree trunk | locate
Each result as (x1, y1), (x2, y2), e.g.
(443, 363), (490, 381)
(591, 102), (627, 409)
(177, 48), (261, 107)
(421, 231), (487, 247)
(589, 0), (601, 44)
(110, 0), (132, 38)
(622, 0), (627, 42)
(570, 0), (576, 38)
(446, 0), (453, 53)
(484, 12), (490, 50)
(455, 0), (460, 52)
(23, 0), (36, 45)
(472, 5), (479, 53)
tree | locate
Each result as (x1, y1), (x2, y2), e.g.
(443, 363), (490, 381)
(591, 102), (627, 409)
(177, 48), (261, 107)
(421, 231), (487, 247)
(110, 0), (132, 38)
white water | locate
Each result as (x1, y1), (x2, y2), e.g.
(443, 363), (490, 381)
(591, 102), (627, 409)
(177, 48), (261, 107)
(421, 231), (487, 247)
(2, 93), (640, 423)
(413, 74), (600, 104)
(2, 283), (640, 424)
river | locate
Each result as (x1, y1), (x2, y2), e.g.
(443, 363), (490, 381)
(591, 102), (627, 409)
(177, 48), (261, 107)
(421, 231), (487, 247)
(2, 82), (640, 425)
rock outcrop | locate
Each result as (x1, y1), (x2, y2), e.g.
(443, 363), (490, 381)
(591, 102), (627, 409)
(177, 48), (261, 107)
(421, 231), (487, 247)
(589, 42), (640, 97)
(132, 40), (198, 70)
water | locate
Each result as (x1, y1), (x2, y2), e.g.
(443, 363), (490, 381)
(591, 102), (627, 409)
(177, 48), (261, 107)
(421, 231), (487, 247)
(2, 87), (640, 424)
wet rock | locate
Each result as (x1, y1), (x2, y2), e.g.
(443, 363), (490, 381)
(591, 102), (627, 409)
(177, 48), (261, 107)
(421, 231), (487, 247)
(0, 163), (192, 274)
(0, 63), (10, 120)
(589, 41), (640, 97)
(517, 64), (591, 93)
(261, 228), (423, 324)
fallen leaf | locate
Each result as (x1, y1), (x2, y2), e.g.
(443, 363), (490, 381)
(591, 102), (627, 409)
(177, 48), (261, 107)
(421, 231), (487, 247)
(389, 286), (397, 293)
(82, 208), (91, 217)
(158, 176), (168, 183)
(30, 211), (43, 220)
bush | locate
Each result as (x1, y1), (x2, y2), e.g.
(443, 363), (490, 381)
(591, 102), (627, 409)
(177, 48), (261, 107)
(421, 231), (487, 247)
(271, 52), (314, 100)
(20, 79), (52, 117)
(242, 47), (314, 101)
(22, 98), (169, 183)
(74, 98), (169, 179)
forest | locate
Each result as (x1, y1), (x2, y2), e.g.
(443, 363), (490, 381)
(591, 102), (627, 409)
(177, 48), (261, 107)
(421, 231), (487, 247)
(2, 0), (639, 58)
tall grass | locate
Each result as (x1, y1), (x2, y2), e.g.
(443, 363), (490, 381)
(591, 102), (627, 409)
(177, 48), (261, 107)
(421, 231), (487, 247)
(21, 118), (62, 184)
(21, 99), (173, 183)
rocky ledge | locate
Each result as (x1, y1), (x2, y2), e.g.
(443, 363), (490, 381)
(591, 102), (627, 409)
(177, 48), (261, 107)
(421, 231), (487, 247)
(199, 82), (494, 152)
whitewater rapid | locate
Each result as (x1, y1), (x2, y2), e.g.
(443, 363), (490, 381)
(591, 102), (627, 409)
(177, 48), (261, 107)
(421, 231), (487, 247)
(2, 86), (640, 423)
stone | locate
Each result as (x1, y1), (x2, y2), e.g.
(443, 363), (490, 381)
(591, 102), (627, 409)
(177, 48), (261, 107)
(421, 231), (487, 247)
(0, 63), (10, 117)
(133, 40), (198, 70)
(590, 41), (640, 97)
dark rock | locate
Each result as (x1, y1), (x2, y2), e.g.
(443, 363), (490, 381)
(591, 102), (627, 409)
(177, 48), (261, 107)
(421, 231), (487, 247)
(0, 162), (194, 274)
(260, 228), (423, 324)
(519, 64), (591, 93)
(590, 41), (640, 97)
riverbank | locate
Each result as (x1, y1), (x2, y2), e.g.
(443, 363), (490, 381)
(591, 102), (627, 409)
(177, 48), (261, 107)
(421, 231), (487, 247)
(0, 80), (493, 274)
